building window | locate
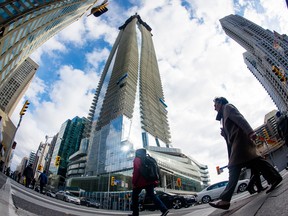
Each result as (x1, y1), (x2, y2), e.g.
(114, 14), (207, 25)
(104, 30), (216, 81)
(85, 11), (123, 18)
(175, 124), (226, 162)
(5, 4), (19, 15)
(0, 8), (10, 20)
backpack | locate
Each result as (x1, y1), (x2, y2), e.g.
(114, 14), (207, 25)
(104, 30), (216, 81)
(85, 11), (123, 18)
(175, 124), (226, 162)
(140, 154), (160, 182)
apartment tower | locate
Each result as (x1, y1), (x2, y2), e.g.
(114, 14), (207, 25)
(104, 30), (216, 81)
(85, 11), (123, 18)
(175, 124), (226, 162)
(220, 14), (288, 111)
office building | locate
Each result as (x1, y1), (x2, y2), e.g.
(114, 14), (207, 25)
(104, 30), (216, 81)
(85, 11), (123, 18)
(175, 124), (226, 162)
(67, 14), (209, 193)
(220, 14), (288, 111)
(0, 0), (98, 87)
(49, 116), (87, 179)
(28, 151), (36, 166)
(0, 57), (38, 117)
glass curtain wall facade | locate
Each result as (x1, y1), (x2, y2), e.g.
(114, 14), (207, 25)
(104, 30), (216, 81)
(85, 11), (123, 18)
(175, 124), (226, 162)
(220, 14), (288, 111)
(67, 15), (209, 193)
(0, 0), (97, 86)
(49, 116), (87, 178)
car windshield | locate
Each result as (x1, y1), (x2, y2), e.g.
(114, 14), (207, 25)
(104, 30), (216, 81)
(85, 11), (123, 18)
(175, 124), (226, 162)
(66, 192), (77, 197)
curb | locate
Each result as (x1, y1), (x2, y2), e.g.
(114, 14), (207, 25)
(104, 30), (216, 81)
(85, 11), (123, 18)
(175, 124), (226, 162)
(0, 178), (18, 216)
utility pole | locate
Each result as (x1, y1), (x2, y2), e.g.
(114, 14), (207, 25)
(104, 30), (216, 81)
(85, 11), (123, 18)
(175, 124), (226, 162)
(2, 100), (30, 172)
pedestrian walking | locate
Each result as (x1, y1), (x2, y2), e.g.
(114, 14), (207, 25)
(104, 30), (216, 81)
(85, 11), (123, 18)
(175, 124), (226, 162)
(23, 164), (34, 188)
(246, 168), (267, 194)
(38, 171), (48, 194)
(209, 97), (282, 210)
(129, 148), (169, 216)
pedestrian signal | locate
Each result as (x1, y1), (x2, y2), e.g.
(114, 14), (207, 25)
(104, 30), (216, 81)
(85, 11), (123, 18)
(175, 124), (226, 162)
(176, 178), (182, 187)
(20, 100), (30, 116)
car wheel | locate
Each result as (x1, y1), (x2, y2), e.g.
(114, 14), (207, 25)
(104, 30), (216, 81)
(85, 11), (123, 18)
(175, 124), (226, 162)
(237, 183), (247, 193)
(201, 195), (211, 204)
(173, 199), (182, 209)
(64, 197), (68, 202)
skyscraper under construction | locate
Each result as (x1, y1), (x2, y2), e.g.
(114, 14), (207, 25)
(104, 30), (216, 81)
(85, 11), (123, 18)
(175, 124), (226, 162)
(67, 14), (209, 193)
(220, 14), (288, 111)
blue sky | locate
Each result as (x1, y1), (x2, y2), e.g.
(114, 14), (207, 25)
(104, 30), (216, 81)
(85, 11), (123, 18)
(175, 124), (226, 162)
(10, 0), (288, 184)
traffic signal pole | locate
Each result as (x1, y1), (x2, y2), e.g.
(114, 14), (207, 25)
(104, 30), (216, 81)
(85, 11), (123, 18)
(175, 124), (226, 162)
(2, 100), (29, 172)
(2, 115), (22, 172)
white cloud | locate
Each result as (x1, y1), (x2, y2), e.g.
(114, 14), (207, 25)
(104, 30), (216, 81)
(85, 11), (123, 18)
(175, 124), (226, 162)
(11, 0), (285, 185)
(86, 48), (110, 69)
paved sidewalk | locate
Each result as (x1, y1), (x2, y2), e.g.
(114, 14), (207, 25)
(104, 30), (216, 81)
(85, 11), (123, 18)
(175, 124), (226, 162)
(0, 177), (17, 216)
(208, 170), (288, 216)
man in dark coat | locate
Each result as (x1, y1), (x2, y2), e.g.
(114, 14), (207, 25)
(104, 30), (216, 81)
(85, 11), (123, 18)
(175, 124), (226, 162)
(129, 148), (169, 216)
(209, 97), (282, 210)
(23, 164), (34, 188)
(39, 171), (48, 194)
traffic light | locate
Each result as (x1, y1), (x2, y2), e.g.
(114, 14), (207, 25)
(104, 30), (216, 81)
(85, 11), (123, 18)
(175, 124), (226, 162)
(263, 128), (269, 139)
(216, 166), (223, 175)
(88, 0), (109, 17)
(19, 100), (30, 116)
(272, 66), (286, 82)
(176, 178), (182, 187)
(55, 156), (61, 167)
(111, 176), (115, 186)
(37, 164), (42, 171)
(12, 141), (17, 149)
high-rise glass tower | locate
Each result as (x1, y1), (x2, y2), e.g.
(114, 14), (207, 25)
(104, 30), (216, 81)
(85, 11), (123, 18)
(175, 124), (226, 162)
(0, 0), (97, 86)
(49, 116), (87, 178)
(220, 14), (288, 111)
(68, 15), (209, 193)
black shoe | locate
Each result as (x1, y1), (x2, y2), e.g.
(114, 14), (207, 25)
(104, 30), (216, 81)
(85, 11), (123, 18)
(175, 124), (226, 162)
(209, 200), (230, 210)
(266, 176), (282, 193)
(247, 187), (257, 194)
(257, 186), (268, 193)
(246, 184), (256, 194)
(161, 210), (169, 216)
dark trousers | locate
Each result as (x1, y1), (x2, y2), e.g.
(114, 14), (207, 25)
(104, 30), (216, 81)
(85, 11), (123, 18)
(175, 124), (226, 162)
(131, 185), (168, 216)
(25, 177), (32, 188)
(220, 157), (281, 202)
(40, 183), (45, 193)
(247, 169), (263, 191)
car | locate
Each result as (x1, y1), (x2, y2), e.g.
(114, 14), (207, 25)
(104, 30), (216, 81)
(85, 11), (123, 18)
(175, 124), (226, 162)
(139, 190), (196, 211)
(55, 191), (80, 205)
(80, 197), (100, 208)
(195, 179), (249, 204)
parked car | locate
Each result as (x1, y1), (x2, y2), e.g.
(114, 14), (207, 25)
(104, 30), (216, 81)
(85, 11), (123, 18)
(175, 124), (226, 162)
(55, 191), (80, 205)
(46, 190), (56, 198)
(139, 190), (196, 211)
(80, 197), (100, 208)
(195, 179), (249, 204)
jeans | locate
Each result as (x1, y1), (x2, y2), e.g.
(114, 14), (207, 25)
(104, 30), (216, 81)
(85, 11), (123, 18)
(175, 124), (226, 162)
(131, 184), (168, 216)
